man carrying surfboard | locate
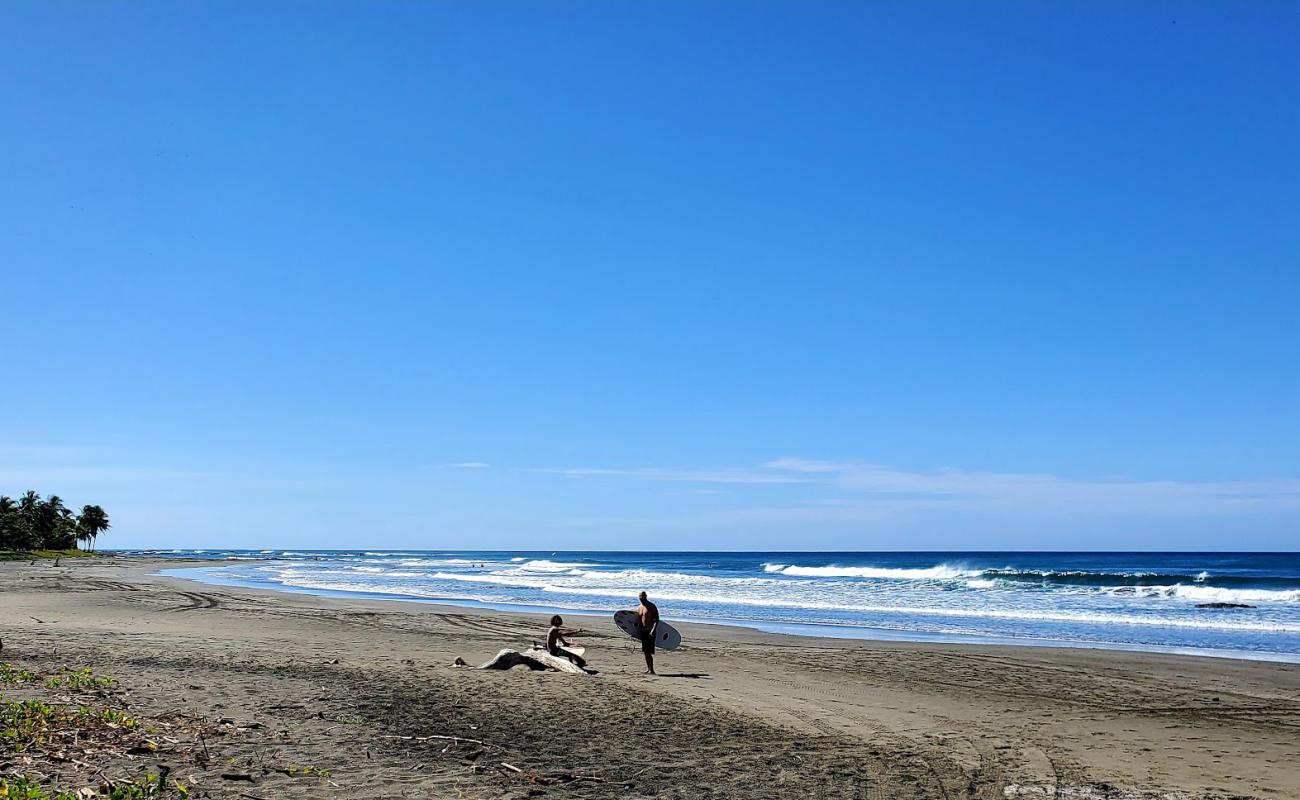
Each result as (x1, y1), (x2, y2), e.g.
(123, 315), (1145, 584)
(637, 591), (659, 675)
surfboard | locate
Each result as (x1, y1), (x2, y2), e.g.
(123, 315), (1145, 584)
(653, 621), (681, 651)
(614, 609), (642, 639)
(613, 610), (682, 652)
(531, 643), (586, 657)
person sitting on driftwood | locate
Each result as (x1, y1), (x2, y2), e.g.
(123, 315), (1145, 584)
(546, 615), (587, 668)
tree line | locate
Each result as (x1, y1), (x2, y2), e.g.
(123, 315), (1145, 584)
(0, 491), (110, 552)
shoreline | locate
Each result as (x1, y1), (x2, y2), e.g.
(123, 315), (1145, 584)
(162, 558), (1300, 665)
(4, 556), (1299, 798)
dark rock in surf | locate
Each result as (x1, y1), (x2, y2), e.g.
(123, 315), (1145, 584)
(1195, 602), (1255, 609)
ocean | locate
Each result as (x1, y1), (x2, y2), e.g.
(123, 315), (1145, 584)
(135, 550), (1300, 662)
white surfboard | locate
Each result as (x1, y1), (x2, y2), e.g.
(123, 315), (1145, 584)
(653, 621), (681, 651)
(531, 643), (586, 657)
(613, 610), (681, 651)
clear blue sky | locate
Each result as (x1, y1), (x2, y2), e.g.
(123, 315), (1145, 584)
(2, 1), (1297, 550)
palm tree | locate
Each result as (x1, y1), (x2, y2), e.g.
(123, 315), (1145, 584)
(54, 506), (78, 549)
(15, 491), (43, 550)
(0, 496), (16, 551)
(36, 495), (69, 549)
(18, 490), (40, 514)
(77, 505), (111, 552)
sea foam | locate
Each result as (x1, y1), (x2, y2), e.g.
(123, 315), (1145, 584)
(763, 563), (977, 580)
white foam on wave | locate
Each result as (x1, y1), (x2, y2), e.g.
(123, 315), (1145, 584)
(429, 567), (776, 592)
(984, 568), (1155, 579)
(393, 558), (482, 568)
(266, 570), (1300, 635)
(202, 557), (1300, 646)
(1119, 584), (1300, 604)
(571, 567), (775, 586)
(512, 559), (601, 572)
(763, 563), (978, 580)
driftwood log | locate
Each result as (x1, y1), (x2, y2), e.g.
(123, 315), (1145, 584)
(468, 648), (590, 675)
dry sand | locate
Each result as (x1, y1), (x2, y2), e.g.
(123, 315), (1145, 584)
(2, 557), (1299, 799)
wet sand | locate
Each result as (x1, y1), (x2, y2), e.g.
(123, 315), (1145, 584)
(2, 557), (1299, 798)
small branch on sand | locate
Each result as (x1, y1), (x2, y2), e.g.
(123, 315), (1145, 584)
(381, 733), (499, 751)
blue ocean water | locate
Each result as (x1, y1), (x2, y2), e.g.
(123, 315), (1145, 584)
(133, 550), (1300, 661)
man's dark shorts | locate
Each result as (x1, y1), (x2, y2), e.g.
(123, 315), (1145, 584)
(641, 631), (656, 655)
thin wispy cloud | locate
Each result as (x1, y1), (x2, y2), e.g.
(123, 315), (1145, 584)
(0, 465), (225, 484)
(535, 458), (1300, 517)
(526, 466), (812, 485)
(447, 462), (490, 469)
(0, 444), (107, 460)
(0, 445), (314, 491)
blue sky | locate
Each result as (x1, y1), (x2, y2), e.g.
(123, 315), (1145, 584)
(2, 1), (1298, 550)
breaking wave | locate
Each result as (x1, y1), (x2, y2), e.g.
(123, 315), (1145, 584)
(1117, 585), (1300, 604)
(763, 563), (977, 580)
(153, 550), (1300, 659)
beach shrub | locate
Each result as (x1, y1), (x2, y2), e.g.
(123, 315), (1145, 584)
(0, 663), (40, 685)
(0, 775), (186, 800)
(0, 549), (94, 562)
(101, 774), (189, 799)
(1, 699), (63, 751)
(288, 764), (331, 778)
(0, 776), (78, 800)
(45, 667), (115, 691)
(0, 663), (115, 691)
(1, 699), (140, 753)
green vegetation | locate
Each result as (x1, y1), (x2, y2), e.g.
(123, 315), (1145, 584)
(0, 663), (40, 685)
(1, 698), (140, 753)
(0, 776), (79, 800)
(2, 698), (66, 752)
(0, 492), (110, 553)
(288, 764), (332, 778)
(0, 775), (187, 800)
(0, 549), (95, 562)
(1, 664), (190, 799)
(44, 667), (115, 691)
(2, 663), (113, 691)
(98, 773), (188, 799)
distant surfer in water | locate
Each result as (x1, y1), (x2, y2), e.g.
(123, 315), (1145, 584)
(546, 615), (587, 668)
(637, 591), (659, 675)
